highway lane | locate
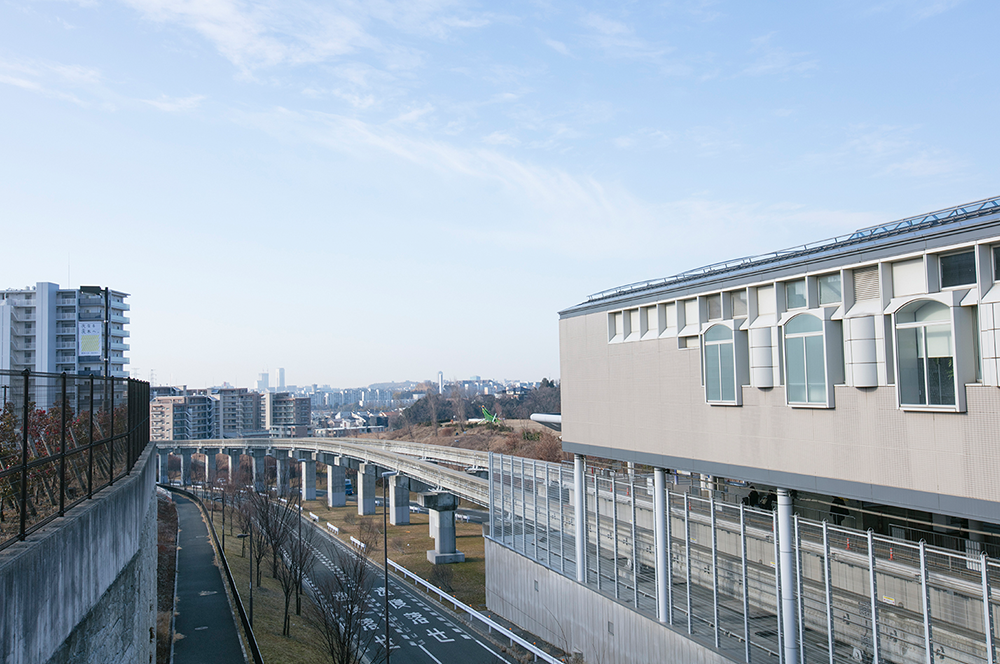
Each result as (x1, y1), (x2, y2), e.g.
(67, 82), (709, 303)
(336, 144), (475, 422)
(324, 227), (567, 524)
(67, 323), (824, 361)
(305, 523), (515, 664)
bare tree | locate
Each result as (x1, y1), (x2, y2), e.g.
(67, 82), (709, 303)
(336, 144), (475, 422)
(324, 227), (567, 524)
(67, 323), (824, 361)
(307, 526), (384, 664)
(273, 493), (315, 636)
(250, 489), (294, 580)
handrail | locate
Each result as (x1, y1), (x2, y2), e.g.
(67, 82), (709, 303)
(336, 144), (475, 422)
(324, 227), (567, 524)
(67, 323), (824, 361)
(387, 558), (564, 663)
(164, 485), (264, 664)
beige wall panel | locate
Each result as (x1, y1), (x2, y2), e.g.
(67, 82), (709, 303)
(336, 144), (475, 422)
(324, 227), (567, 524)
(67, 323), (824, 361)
(560, 309), (1000, 507)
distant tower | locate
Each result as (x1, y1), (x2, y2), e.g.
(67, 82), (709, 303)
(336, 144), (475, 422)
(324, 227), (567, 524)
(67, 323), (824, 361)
(438, 371), (444, 394)
(278, 367), (286, 391)
(257, 372), (269, 393)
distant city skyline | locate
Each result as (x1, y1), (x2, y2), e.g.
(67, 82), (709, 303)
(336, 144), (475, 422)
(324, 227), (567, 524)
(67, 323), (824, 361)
(3, 1), (997, 387)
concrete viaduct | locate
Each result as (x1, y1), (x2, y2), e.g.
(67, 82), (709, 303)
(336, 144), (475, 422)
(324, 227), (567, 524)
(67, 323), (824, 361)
(156, 438), (489, 564)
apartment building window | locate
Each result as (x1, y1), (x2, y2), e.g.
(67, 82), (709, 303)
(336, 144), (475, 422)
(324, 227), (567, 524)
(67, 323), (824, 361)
(703, 325), (736, 403)
(730, 290), (748, 317)
(706, 294), (722, 320)
(785, 280), (807, 309)
(994, 246), (1000, 281)
(817, 274), (842, 306)
(895, 300), (955, 407)
(609, 312), (624, 342)
(940, 251), (976, 288)
(784, 314), (826, 405)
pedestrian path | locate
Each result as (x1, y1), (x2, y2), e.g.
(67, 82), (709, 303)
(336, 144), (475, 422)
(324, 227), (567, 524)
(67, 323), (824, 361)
(172, 493), (246, 664)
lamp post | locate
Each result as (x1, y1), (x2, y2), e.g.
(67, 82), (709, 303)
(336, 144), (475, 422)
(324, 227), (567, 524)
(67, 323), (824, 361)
(237, 530), (253, 626)
(381, 470), (398, 662)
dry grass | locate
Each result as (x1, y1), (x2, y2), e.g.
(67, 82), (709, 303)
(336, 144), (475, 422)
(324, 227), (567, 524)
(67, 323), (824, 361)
(156, 494), (178, 664)
(208, 511), (329, 664)
(301, 494), (488, 610)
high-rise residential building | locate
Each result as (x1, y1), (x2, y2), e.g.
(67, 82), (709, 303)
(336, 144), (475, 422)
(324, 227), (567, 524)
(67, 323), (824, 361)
(261, 391), (311, 438)
(214, 387), (264, 438)
(150, 393), (215, 441)
(0, 281), (130, 377)
(256, 372), (269, 392)
(277, 367), (285, 391)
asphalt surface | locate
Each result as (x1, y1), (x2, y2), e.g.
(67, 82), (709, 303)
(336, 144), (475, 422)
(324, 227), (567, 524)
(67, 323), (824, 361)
(172, 493), (246, 664)
(306, 524), (517, 664)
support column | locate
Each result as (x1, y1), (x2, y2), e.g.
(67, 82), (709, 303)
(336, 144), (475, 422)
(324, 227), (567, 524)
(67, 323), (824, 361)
(574, 454), (586, 584)
(327, 462), (346, 507)
(357, 463), (376, 515)
(205, 451), (217, 484)
(251, 450), (266, 492)
(300, 455), (317, 501)
(158, 452), (169, 484)
(777, 488), (800, 664)
(276, 453), (288, 495)
(389, 475), (410, 525)
(419, 492), (465, 564)
(180, 451), (193, 486)
(654, 468), (669, 623)
(228, 453), (240, 484)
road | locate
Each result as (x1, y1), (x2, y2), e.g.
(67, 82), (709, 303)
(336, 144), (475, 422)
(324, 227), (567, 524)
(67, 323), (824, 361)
(305, 522), (516, 664)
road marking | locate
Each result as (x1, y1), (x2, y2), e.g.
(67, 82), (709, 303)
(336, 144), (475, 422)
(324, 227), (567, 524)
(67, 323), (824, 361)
(475, 639), (505, 661)
(418, 644), (444, 664)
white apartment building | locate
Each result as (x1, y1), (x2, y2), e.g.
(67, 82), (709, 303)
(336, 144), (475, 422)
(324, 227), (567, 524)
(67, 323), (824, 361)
(0, 281), (130, 377)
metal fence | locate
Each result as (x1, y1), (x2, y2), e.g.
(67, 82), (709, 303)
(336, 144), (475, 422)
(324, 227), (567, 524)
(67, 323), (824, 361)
(0, 369), (150, 551)
(488, 453), (1000, 664)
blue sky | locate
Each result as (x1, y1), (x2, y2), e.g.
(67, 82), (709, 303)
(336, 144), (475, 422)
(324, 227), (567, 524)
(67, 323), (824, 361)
(2, 0), (997, 388)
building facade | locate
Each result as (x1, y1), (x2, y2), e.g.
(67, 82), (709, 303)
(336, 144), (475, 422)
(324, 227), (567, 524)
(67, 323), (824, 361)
(262, 391), (311, 438)
(551, 196), (1000, 664)
(0, 281), (130, 377)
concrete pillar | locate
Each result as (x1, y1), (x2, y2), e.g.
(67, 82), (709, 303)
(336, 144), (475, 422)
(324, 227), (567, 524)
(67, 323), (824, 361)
(418, 492), (465, 564)
(654, 468), (669, 623)
(251, 451), (266, 492)
(180, 451), (193, 486)
(389, 475), (410, 525)
(205, 452), (217, 484)
(276, 453), (288, 495)
(777, 488), (799, 664)
(228, 454), (240, 484)
(158, 452), (169, 484)
(574, 454), (586, 583)
(357, 463), (376, 515)
(300, 456), (317, 501)
(327, 463), (346, 507)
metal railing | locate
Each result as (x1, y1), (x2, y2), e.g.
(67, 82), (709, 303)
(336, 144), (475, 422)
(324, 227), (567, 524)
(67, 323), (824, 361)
(585, 194), (1000, 304)
(489, 453), (1000, 664)
(0, 369), (150, 551)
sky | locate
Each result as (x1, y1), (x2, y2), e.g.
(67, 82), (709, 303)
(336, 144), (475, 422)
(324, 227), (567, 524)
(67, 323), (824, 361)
(2, 0), (998, 389)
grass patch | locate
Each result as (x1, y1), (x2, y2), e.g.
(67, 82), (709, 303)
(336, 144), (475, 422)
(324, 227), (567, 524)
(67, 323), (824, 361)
(301, 494), (488, 609)
(208, 511), (328, 664)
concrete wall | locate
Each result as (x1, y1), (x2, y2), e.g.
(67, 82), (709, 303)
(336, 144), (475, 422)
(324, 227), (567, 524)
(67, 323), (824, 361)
(485, 538), (736, 664)
(0, 444), (157, 664)
(559, 307), (1000, 522)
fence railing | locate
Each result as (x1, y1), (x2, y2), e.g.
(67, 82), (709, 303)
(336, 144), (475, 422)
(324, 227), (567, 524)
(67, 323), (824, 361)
(0, 369), (150, 551)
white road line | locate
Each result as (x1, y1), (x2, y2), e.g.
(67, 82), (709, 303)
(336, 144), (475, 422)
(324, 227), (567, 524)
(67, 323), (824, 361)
(474, 639), (505, 661)
(418, 644), (444, 664)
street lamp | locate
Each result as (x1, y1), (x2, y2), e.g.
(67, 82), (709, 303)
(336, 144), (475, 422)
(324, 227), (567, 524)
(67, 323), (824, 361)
(237, 530), (253, 626)
(381, 470), (398, 663)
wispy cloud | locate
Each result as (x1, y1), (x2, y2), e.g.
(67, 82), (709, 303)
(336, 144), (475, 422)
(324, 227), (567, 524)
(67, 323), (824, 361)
(142, 94), (206, 111)
(545, 38), (570, 56)
(806, 124), (963, 179)
(579, 12), (673, 63)
(743, 33), (817, 76)
(865, 0), (964, 22)
(0, 57), (102, 106)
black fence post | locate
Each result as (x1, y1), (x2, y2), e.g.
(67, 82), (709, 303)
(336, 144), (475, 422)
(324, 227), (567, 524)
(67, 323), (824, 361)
(108, 377), (115, 485)
(88, 376), (94, 499)
(59, 372), (67, 517)
(19, 369), (30, 540)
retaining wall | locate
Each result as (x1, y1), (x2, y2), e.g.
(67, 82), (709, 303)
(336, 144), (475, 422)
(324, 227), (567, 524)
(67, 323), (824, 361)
(485, 537), (737, 664)
(0, 444), (157, 664)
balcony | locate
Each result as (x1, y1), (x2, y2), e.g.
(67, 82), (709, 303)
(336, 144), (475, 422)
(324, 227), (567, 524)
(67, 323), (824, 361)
(110, 342), (130, 351)
(111, 313), (129, 324)
(78, 312), (102, 321)
(56, 341), (76, 350)
(58, 312), (79, 321)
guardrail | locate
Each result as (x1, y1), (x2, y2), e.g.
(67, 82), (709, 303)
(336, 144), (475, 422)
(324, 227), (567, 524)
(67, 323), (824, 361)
(387, 559), (563, 663)
(0, 369), (150, 551)
(164, 485), (264, 664)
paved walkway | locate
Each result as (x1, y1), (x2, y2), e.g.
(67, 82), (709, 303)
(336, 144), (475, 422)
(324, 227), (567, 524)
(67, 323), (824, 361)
(172, 493), (246, 664)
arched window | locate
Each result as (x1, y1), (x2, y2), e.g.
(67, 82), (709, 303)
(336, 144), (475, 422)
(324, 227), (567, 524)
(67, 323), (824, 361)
(895, 300), (955, 406)
(704, 325), (736, 403)
(784, 314), (826, 405)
